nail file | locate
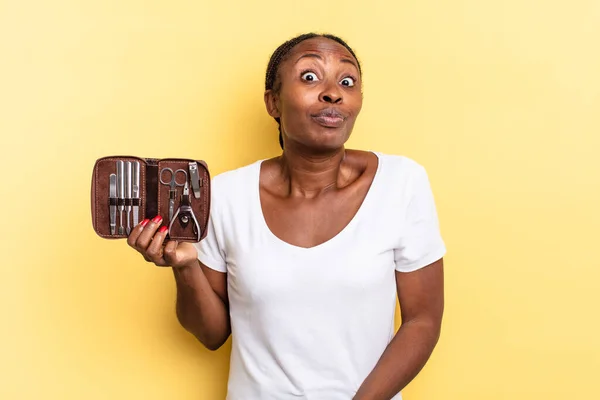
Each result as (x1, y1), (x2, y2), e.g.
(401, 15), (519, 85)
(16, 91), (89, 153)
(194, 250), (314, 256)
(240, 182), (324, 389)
(188, 161), (201, 199)
(125, 161), (132, 235)
(109, 174), (117, 235)
(132, 161), (140, 227)
(117, 161), (125, 235)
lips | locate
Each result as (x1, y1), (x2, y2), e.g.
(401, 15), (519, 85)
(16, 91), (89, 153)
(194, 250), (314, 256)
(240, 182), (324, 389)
(311, 108), (347, 128)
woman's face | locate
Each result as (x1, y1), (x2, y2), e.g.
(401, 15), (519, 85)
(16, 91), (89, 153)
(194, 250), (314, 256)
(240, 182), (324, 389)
(267, 37), (363, 151)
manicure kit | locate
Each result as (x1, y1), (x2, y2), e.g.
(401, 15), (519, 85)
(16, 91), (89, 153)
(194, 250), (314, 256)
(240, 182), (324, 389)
(91, 156), (210, 242)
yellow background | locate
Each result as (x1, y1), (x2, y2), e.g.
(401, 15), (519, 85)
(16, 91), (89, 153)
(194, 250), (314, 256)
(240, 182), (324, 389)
(1, 0), (599, 399)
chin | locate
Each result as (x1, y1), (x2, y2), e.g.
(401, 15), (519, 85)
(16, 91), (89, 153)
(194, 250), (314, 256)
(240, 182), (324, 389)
(285, 123), (353, 151)
(309, 129), (350, 151)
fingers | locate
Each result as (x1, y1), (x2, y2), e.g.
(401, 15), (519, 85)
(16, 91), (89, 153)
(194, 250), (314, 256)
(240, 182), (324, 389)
(126, 215), (169, 266)
(127, 218), (150, 248)
(134, 216), (164, 250)
(146, 226), (169, 266)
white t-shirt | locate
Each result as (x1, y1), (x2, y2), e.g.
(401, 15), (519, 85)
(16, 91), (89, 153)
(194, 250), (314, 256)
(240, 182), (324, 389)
(194, 152), (446, 400)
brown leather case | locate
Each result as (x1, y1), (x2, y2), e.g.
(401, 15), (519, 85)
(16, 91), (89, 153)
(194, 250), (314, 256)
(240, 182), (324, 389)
(91, 156), (210, 242)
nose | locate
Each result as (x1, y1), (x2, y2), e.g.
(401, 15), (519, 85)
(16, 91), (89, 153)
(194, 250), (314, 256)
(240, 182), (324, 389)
(319, 82), (343, 104)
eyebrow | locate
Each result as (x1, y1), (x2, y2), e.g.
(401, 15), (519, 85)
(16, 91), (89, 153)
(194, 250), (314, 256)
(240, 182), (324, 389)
(294, 53), (359, 70)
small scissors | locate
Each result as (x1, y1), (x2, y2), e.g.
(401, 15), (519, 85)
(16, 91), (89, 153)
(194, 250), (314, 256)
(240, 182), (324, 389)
(160, 167), (187, 222)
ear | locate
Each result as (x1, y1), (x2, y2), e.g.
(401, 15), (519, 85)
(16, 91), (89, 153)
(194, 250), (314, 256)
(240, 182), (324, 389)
(264, 89), (281, 119)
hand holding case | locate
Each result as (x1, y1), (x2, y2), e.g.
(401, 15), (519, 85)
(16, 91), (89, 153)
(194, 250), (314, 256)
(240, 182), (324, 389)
(91, 156), (211, 242)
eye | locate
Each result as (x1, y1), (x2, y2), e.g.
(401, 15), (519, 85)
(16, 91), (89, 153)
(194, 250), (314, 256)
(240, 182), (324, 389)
(301, 71), (319, 82)
(340, 76), (356, 87)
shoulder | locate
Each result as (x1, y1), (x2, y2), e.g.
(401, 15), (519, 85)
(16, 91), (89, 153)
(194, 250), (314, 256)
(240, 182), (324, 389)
(370, 152), (441, 229)
(373, 151), (428, 184)
(374, 151), (423, 169)
(212, 160), (260, 187)
(208, 160), (262, 204)
(369, 151), (438, 213)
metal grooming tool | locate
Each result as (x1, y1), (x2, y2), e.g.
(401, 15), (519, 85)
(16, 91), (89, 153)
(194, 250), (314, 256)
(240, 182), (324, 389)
(132, 161), (140, 227)
(109, 174), (117, 235)
(169, 181), (201, 241)
(116, 160), (125, 235)
(159, 167), (187, 223)
(188, 161), (201, 199)
(125, 161), (132, 235)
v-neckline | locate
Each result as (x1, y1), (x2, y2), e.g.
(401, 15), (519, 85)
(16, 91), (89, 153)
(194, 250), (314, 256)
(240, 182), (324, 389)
(255, 151), (382, 252)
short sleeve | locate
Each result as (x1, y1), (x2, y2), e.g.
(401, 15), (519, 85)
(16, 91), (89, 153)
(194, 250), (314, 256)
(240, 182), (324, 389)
(394, 164), (446, 273)
(193, 201), (227, 273)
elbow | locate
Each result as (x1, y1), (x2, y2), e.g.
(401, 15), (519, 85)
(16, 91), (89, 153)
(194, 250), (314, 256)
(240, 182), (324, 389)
(197, 331), (230, 351)
(203, 338), (227, 351)
(176, 313), (230, 351)
(423, 317), (443, 344)
(403, 315), (443, 344)
(431, 324), (442, 346)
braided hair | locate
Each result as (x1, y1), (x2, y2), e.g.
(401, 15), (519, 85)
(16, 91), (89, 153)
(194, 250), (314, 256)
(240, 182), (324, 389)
(265, 33), (362, 149)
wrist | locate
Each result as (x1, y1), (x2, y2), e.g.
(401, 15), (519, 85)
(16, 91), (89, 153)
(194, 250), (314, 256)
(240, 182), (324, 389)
(173, 259), (200, 273)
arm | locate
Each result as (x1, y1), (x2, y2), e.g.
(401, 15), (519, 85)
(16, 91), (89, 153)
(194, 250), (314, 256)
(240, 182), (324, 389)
(127, 217), (231, 351)
(172, 260), (231, 351)
(354, 258), (444, 400)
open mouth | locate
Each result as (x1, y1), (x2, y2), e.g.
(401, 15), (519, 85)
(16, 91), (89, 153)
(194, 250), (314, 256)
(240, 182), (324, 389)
(311, 108), (347, 128)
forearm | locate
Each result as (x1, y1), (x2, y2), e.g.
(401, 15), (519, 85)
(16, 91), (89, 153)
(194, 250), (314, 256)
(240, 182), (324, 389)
(172, 261), (231, 350)
(354, 319), (441, 400)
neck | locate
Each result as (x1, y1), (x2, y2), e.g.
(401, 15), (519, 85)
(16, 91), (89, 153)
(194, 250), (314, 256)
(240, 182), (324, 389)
(278, 147), (349, 198)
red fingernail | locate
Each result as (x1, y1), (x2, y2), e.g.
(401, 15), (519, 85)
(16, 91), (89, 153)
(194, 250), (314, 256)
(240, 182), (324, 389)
(152, 215), (162, 224)
(159, 226), (168, 233)
(140, 219), (149, 227)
